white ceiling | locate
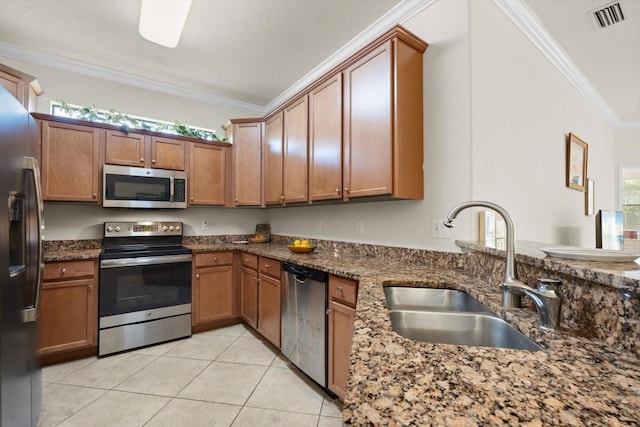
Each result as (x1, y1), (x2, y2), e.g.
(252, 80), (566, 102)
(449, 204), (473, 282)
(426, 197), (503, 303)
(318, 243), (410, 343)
(0, 0), (638, 127)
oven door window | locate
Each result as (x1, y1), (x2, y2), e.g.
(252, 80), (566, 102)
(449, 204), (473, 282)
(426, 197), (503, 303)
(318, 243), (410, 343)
(105, 174), (171, 202)
(99, 260), (191, 317)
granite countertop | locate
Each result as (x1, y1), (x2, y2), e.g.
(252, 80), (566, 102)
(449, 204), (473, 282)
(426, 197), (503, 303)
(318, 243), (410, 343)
(46, 241), (640, 425)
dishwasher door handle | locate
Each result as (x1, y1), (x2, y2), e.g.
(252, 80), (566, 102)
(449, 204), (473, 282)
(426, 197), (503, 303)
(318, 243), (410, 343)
(293, 275), (308, 284)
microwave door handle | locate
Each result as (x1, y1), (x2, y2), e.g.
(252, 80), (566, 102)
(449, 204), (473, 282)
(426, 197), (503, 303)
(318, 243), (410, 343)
(20, 157), (44, 323)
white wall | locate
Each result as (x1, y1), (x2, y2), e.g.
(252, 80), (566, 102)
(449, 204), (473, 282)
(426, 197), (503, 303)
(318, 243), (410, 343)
(42, 204), (267, 240)
(0, 57), (254, 135)
(469, 0), (616, 247)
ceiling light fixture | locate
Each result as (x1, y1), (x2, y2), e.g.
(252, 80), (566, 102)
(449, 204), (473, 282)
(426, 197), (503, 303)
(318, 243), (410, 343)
(139, 0), (193, 48)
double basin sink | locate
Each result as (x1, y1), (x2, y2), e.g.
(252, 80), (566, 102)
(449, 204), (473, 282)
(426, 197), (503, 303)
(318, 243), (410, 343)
(384, 287), (541, 351)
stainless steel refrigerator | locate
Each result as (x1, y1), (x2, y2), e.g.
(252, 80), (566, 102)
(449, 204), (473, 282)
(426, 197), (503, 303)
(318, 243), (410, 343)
(0, 86), (44, 427)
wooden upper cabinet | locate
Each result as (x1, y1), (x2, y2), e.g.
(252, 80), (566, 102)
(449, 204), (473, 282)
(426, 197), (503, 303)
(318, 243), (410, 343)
(105, 132), (185, 170)
(343, 41), (393, 199)
(283, 96), (308, 204)
(309, 73), (343, 201)
(41, 120), (103, 202)
(343, 32), (426, 200)
(0, 63), (43, 111)
(151, 137), (185, 170)
(189, 142), (226, 205)
(228, 121), (263, 206)
(264, 112), (284, 205)
(105, 130), (147, 167)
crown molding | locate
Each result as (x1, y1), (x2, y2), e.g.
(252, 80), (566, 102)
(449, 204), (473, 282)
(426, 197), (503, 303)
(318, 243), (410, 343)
(264, 0), (436, 112)
(0, 41), (267, 115)
(493, 0), (640, 130)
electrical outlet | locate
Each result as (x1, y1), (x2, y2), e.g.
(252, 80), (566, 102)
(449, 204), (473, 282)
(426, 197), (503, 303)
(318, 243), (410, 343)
(201, 220), (210, 231)
(431, 219), (450, 239)
(356, 221), (365, 235)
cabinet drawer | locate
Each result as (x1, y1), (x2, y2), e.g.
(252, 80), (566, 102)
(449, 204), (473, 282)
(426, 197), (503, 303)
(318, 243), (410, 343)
(329, 275), (358, 306)
(194, 252), (233, 268)
(259, 257), (281, 279)
(44, 260), (95, 281)
(241, 253), (258, 270)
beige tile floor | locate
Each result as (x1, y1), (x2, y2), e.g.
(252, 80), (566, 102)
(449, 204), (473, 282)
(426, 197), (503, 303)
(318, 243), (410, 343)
(37, 323), (343, 427)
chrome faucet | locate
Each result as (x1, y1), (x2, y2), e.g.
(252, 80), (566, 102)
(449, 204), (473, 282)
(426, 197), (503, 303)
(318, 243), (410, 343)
(443, 200), (525, 308)
(507, 279), (563, 331)
(444, 201), (563, 330)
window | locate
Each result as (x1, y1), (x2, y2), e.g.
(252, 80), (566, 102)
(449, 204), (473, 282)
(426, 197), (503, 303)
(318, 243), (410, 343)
(620, 166), (640, 252)
(50, 101), (222, 142)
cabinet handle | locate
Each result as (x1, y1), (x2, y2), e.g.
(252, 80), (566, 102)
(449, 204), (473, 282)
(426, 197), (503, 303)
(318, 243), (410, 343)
(196, 273), (200, 278)
(255, 277), (260, 282)
(344, 187), (349, 193)
(213, 257), (218, 262)
(337, 286), (343, 291)
(152, 159), (156, 164)
(88, 285), (93, 290)
(326, 309), (332, 315)
(235, 198), (238, 204)
(140, 158), (144, 163)
(264, 264), (270, 268)
(61, 267), (66, 274)
(92, 193), (97, 198)
(190, 197), (194, 201)
(335, 188), (340, 194)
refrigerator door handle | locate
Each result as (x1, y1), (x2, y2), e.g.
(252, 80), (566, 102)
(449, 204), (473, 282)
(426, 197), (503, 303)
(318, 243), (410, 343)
(20, 156), (44, 324)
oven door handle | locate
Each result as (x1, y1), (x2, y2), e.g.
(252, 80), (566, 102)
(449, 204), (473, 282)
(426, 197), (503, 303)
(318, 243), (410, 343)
(100, 254), (192, 268)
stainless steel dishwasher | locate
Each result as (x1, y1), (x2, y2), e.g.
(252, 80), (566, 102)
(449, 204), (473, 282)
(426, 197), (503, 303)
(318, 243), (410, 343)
(281, 262), (328, 387)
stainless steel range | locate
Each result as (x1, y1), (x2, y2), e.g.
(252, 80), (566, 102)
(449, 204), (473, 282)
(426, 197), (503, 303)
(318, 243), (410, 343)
(98, 221), (192, 356)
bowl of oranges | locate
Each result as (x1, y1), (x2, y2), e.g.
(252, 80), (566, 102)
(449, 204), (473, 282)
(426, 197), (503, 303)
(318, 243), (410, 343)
(287, 239), (316, 253)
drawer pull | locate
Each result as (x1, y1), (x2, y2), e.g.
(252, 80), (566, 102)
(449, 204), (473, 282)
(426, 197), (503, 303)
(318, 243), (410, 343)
(196, 273), (200, 278)
(336, 286), (343, 291)
(140, 158), (144, 163)
(61, 267), (67, 274)
(264, 264), (270, 268)
(214, 257), (218, 262)
(88, 285), (93, 290)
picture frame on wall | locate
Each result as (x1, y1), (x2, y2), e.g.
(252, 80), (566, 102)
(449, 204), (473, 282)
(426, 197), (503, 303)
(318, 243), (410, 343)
(566, 133), (588, 191)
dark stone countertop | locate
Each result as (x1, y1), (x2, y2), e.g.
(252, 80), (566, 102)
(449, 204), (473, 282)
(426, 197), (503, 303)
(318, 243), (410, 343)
(46, 241), (640, 425)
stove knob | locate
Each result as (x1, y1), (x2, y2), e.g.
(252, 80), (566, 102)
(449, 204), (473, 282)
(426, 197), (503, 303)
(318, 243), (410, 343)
(106, 226), (113, 232)
(163, 226), (169, 232)
(176, 225), (181, 231)
(169, 226), (175, 231)
(114, 226), (121, 232)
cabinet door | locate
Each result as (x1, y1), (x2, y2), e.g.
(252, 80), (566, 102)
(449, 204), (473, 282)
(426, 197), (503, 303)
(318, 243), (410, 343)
(264, 112), (283, 205)
(193, 265), (234, 325)
(258, 273), (281, 348)
(343, 40), (393, 199)
(41, 120), (103, 202)
(232, 122), (262, 206)
(328, 299), (355, 401)
(189, 143), (226, 205)
(39, 278), (96, 355)
(240, 266), (258, 328)
(151, 137), (185, 170)
(309, 73), (343, 201)
(105, 130), (147, 167)
(283, 96), (308, 203)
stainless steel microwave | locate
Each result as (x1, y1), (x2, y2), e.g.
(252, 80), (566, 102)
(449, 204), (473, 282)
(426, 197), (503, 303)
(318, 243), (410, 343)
(103, 165), (187, 209)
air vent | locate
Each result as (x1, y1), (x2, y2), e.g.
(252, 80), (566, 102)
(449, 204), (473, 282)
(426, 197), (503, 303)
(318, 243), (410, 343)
(589, 1), (629, 29)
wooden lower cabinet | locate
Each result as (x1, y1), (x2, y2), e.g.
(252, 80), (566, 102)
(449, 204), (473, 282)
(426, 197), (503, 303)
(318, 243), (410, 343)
(327, 274), (358, 400)
(257, 257), (281, 347)
(240, 265), (259, 328)
(39, 260), (97, 356)
(192, 252), (235, 327)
